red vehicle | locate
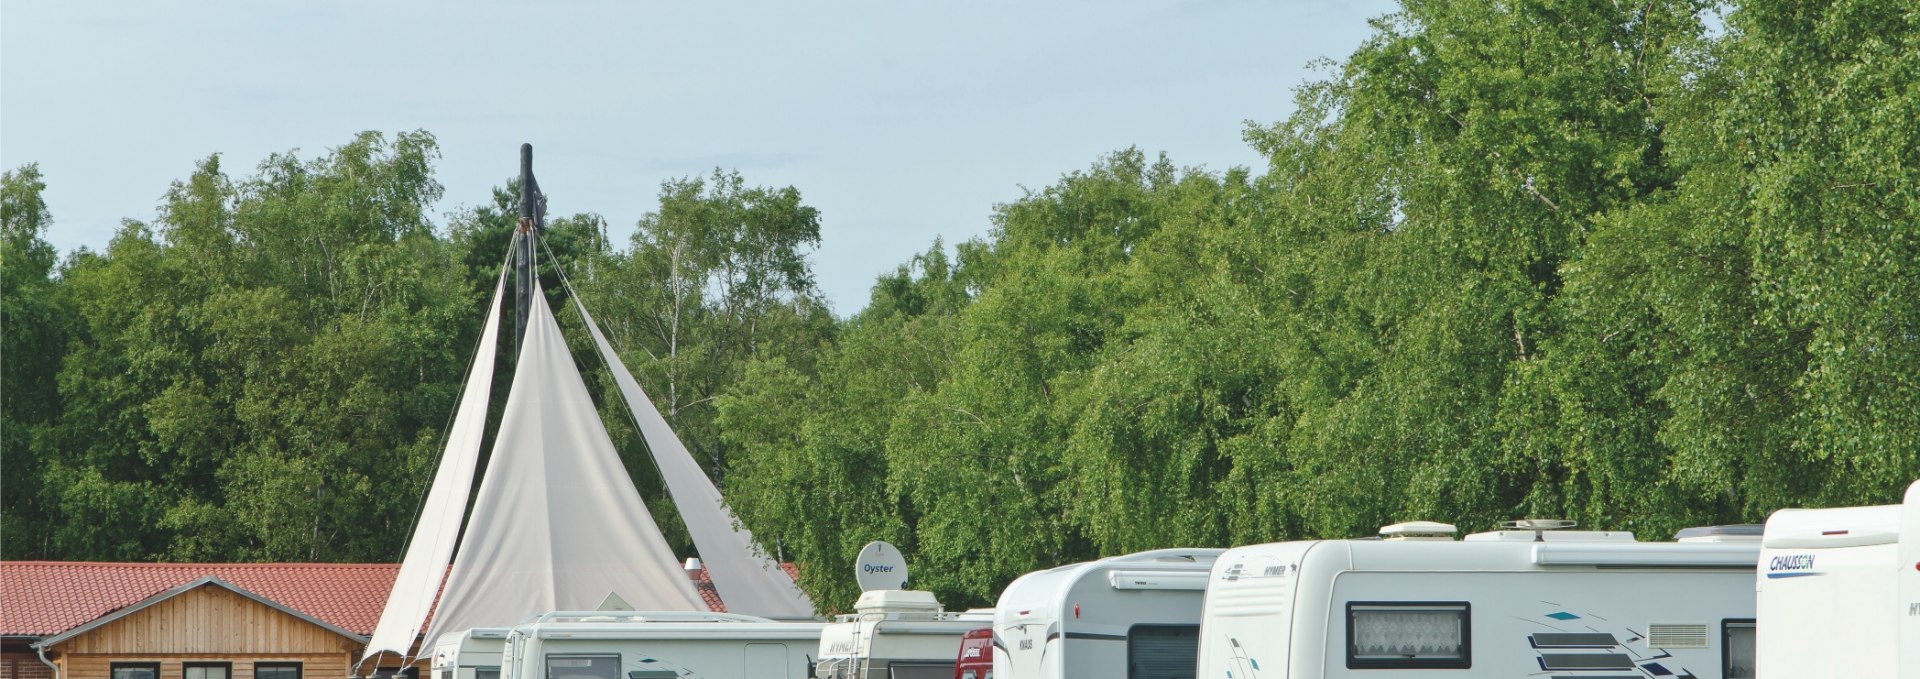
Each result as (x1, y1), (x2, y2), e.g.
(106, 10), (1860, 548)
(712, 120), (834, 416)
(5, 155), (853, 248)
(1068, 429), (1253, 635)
(953, 627), (993, 679)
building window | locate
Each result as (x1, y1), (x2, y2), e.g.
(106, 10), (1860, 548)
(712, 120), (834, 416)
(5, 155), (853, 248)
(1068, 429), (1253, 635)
(369, 669), (418, 679)
(1723, 619), (1756, 679)
(112, 664), (160, 679)
(256, 663), (302, 679)
(184, 663), (231, 679)
(1346, 601), (1472, 669)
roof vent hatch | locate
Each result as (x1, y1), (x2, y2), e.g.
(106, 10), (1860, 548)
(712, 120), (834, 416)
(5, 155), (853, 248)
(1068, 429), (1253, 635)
(1378, 521), (1460, 541)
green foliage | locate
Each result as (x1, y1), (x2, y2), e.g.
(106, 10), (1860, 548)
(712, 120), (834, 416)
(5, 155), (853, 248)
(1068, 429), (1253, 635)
(10, 132), (476, 561)
(561, 169), (834, 556)
(717, 0), (1920, 610)
(3, 164), (68, 556)
(5, 0), (1917, 620)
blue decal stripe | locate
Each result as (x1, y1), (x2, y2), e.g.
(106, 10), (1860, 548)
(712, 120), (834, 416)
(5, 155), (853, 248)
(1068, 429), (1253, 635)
(1766, 572), (1823, 579)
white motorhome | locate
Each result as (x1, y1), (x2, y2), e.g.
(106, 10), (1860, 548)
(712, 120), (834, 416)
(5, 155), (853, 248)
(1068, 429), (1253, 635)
(812, 590), (991, 679)
(1197, 521), (1762, 678)
(497, 611), (826, 679)
(993, 548), (1223, 679)
(431, 627), (509, 679)
(1757, 479), (1920, 678)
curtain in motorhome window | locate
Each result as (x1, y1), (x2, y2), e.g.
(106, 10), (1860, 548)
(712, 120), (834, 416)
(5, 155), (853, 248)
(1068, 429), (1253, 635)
(1347, 602), (1471, 669)
(1724, 620), (1756, 679)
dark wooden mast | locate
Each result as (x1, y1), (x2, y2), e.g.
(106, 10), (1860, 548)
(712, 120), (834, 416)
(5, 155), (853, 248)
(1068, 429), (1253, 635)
(515, 143), (543, 351)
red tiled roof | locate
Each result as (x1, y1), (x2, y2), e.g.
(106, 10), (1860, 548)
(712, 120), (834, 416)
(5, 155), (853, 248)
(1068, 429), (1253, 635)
(0, 562), (400, 637)
(2, 561), (801, 638)
(685, 564), (802, 614)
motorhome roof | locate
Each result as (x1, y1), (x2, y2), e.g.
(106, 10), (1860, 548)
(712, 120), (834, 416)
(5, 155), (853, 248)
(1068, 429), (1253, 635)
(1106, 547), (1223, 564)
(513, 621), (827, 640)
(1043, 548), (1224, 580)
(1463, 528), (1637, 542)
(844, 618), (991, 635)
(1762, 504), (1903, 548)
(1674, 524), (1764, 542)
(454, 628), (510, 640)
(521, 610), (776, 624)
(997, 548), (1224, 622)
(1224, 537), (1760, 572)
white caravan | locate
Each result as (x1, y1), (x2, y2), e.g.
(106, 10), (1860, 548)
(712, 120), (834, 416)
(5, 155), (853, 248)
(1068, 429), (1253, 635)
(1757, 479), (1920, 678)
(496, 611), (826, 679)
(812, 590), (991, 679)
(430, 627), (509, 679)
(993, 548), (1223, 679)
(1197, 521), (1762, 678)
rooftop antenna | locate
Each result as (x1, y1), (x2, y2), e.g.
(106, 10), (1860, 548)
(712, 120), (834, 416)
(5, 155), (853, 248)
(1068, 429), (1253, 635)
(515, 143), (546, 351)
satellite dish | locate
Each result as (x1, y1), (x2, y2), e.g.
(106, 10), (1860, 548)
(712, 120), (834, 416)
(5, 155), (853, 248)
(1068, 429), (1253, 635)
(854, 541), (910, 592)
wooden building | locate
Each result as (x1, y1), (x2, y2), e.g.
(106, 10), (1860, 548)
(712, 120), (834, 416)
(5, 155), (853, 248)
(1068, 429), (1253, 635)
(34, 577), (365, 679)
(0, 559), (778, 679)
(0, 563), (415, 679)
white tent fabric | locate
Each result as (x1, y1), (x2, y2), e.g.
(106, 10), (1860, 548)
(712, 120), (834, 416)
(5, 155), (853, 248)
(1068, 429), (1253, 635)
(364, 271), (506, 663)
(420, 282), (704, 646)
(572, 295), (817, 619)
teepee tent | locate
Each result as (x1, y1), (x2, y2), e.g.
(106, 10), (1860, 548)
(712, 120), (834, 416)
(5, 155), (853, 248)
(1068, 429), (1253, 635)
(363, 149), (813, 666)
(571, 295), (815, 620)
(361, 271), (507, 663)
(420, 278), (708, 644)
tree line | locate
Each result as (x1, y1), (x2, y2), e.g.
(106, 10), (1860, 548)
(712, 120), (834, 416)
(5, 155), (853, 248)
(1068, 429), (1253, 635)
(3, 0), (1915, 612)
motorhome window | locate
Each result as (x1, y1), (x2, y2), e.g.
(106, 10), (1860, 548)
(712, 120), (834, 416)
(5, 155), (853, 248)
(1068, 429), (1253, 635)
(474, 668), (500, 679)
(1345, 602), (1471, 669)
(1723, 620), (1756, 679)
(1128, 624), (1200, 679)
(112, 663), (160, 679)
(255, 663), (302, 679)
(546, 655), (621, 679)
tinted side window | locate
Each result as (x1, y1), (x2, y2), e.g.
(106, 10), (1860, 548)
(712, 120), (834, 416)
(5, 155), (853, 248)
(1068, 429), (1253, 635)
(1129, 624), (1200, 679)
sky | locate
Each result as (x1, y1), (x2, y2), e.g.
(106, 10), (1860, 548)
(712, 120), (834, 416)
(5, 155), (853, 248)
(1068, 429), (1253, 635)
(2, 0), (1398, 315)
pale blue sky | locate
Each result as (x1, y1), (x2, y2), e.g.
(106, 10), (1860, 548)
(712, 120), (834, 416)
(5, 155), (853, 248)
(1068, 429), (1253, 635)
(2, 0), (1396, 314)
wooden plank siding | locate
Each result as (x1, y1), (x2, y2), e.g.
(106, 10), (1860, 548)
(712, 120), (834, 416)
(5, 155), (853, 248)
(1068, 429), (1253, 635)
(42, 583), (366, 679)
(56, 655), (351, 679)
(53, 585), (359, 656)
